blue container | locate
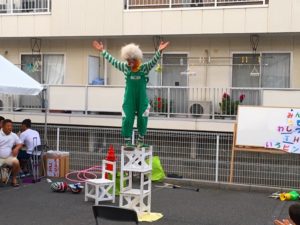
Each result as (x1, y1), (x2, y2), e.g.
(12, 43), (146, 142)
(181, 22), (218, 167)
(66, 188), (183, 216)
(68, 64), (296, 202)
(91, 78), (104, 85)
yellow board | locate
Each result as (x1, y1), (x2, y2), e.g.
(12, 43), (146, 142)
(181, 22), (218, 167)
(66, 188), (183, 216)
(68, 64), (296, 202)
(138, 212), (163, 222)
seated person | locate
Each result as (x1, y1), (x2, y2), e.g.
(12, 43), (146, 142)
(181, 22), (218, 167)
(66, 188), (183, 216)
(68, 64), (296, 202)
(0, 119), (23, 186)
(18, 119), (41, 173)
(0, 116), (5, 129)
(274, 203), (300, 225)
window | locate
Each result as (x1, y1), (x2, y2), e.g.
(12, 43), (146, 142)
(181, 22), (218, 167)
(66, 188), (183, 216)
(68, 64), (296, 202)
(232, 53), (290, 88)
(143, 53), (160, 86)
(21, 53), (65, 84)
(232, 52), (291, 105)
(88, 56), (101, 85)
(162, 53), (188, 87)
(145, 53), (188, 115)
(261, 53), (290, 88)
(43, 54), (65, 84)
(20, 53), (65, 109)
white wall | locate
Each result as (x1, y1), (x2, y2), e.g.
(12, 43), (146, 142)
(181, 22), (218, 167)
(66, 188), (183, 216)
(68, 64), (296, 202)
(1, 112), (234, 132)
(263, 90), (300, 107)
(1, 35), (300, 87)
(0, 38), (100, 85)
(0, 0), (123, 37)
(0, 0), (300, 37)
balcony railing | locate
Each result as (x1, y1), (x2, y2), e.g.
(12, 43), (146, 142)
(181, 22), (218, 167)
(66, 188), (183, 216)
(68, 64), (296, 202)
(0, 0), (51, 14)
(124, 0), (268, 10)
(2, 86), (299, 121)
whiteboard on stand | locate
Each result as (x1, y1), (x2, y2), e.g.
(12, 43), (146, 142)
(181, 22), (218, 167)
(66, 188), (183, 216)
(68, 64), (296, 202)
(236, 106), (300, 149)
(229, 105), (296, 183)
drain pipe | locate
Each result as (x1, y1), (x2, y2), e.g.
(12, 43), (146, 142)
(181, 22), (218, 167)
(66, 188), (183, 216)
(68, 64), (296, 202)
(215, 135), (220, 182)
(204, 49), (209, 87)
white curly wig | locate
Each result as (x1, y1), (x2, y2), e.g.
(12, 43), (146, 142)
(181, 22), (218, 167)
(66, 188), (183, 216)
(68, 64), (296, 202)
(121, 43), (143, 61)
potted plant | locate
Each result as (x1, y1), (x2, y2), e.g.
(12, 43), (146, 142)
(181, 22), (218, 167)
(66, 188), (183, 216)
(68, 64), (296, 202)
(219, 92), (245, 116)
(151, 96), (172, 113)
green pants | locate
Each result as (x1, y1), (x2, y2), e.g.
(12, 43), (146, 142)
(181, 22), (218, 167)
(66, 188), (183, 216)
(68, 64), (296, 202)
(122, 98), (150, 138)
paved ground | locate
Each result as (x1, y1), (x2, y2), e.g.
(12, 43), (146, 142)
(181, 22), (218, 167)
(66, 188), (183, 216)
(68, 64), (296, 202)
(0, 178), (294, 225)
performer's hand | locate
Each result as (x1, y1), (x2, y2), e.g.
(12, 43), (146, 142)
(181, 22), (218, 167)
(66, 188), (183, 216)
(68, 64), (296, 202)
(93, 40), (104, 52)
(158, 41), (170, 52)
(274, 219), (294, 225)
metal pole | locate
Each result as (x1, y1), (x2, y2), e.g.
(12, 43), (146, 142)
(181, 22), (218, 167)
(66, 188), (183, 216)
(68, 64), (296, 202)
(47, 0), (50, 12)
(215, 135), (220, 182)
(132, 129), (135, 145)
(43, 87), (48, 145)
(10, 0), (13, 14)
(103, 40), (108, 86)
(85, 86), (88, 115)
(11, 95), (14, 112)
(167, 87), (170, 118)
(56, 127), (60, 151)
(212, 88), (215, 120)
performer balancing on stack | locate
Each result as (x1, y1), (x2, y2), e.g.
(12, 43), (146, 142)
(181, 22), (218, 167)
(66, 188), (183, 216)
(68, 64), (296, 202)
(92, 40), (169, 148)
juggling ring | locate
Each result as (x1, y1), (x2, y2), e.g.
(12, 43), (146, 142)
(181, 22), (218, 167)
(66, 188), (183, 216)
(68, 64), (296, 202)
(65, 166), (102, 183)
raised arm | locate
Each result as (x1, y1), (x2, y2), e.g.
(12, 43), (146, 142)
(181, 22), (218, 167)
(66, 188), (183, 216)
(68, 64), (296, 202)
(143, 51), (161, 74)
(158, 41), (169, 52)
(92, 40), (127, 72)
(143, 41), (170, 73)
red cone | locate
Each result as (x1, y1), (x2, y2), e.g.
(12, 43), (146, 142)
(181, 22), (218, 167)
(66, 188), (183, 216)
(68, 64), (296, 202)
(105, 145), (116, 179)
(106, 145), (116, 162)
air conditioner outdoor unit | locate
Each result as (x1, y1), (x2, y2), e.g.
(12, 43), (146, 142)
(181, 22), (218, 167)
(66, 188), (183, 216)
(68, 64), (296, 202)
(188, 101), (212, 119)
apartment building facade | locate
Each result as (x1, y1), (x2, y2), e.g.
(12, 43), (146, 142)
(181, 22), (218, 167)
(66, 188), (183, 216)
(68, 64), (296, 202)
(0, 0), (299, 132)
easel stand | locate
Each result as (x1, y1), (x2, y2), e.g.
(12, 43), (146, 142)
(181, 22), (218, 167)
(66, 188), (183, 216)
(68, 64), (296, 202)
(229, 124), (286, 183)
(119, 146), (153, 214)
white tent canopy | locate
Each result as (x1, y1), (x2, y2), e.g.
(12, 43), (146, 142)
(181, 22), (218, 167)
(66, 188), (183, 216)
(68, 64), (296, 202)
(0, 55), (43, 95)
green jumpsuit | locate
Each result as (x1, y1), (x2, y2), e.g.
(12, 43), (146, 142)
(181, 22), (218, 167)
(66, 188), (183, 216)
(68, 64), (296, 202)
(102, 50), (161, 139)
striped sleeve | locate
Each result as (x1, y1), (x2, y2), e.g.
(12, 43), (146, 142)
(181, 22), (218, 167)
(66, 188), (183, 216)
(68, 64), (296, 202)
(102, 50), (127, 72)
(143, 51), (161, 74)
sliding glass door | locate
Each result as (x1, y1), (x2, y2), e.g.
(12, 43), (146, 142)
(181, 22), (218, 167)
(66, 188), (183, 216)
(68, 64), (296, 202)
(232, 52), (290, 106)
(20, 53), (65, 109)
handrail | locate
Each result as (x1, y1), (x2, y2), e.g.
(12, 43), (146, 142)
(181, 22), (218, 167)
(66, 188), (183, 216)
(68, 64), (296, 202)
(2, 86), (300, 121)
(0, 0), (51, 15)
(124, 0), (268, 10)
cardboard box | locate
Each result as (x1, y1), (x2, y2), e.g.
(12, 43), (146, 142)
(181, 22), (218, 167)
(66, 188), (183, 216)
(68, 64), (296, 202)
(45, 151), (69, 178)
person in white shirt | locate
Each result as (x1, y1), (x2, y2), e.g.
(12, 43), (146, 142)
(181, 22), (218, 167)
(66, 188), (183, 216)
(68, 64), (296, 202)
(19, 119), (41, 155)
(18, 119), (41, 173)
(0, 119), (23, 186)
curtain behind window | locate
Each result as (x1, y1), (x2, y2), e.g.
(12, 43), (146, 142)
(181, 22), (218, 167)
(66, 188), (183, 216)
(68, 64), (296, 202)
(231, 53), (290, 106)
(232, 54), (260, 88)
(162, 54), (188, 114)
(88, 56), (100, 85)
(232, 53), (290, 88)
(43, 54), (64, 84)
(261, 53), (290, 88)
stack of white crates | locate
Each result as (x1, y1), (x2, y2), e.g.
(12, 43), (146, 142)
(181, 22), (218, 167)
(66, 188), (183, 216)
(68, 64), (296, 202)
(119, 146), (153, 214)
